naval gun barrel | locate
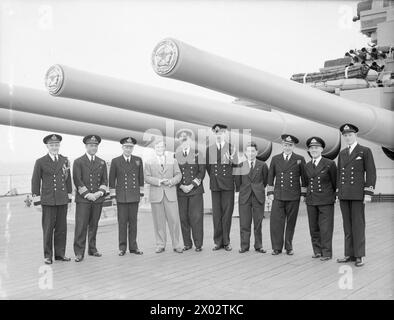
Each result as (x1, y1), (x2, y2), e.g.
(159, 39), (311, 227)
(44, 65), (341, 158)
(151, 38), (394, 153)
(0, 108), (156, 145)
(0, 83), (270, 158)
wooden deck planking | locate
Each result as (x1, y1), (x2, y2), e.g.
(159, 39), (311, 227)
(0, 196), (393, 300)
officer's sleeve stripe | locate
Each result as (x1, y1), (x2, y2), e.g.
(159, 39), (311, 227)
(99, 185), (108, 192)
(301, 187), (307, 193)
(267, 185), (274, 192)
(78, 186), (88, 194)
(33, 195), (41, 206)
(364, 186), (375, 194)
(193, 178), (201, 186)
(110, 188), (116, 198)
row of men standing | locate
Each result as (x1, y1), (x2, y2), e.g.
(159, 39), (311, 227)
(31, 122), (376, 267)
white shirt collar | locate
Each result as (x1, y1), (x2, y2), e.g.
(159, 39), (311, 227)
(248, 158), (256, 167)
(216, 140), (225, 149)
(312, 155), (322, 166)
(348, 141), (358, 154)
(156, 154), (165, 163)
(283, 152), (292, 160)
(48, 153), (58, 161)
(123, 154), (131, 161)
(183, 146), (190, 154)
(86, 153), (95, 161)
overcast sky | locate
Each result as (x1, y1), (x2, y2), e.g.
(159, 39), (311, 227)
(0, 0), (368, 171)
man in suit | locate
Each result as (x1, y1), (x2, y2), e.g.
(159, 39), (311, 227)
(267, 134), (307, 255)
(31, 134), (72, 264)
(73, 135), (108, 262)
(304, 137), (337, 261)
(175, 129), (206, 252)
(109, 137), (144, 256)
(235, 142), (269, 254)
(144, 140), (183, 253)
(336, 124), (376, 267)
(206, 124), (239, 251)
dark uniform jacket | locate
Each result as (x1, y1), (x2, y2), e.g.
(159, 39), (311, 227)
(337, 144), (376, 200)
(206, 142), (239, 191)
(235, 159), (268, 205)
(175, 149), (205, 197)
(31, 154), (72, 206)
(267, 153), (307, 201)
(73, 154), (108, 204)
(108, 155), (144, 203)
(304, 157), (337, 206)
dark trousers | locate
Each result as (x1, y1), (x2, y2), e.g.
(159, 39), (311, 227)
(239, 193), (265, 250)
(178, 193), (204, 248)
(41, 204), (68, 259)
(339, 200), (366, 258)
(306, 204), (334, 257)
(73, 202), (103, 257)
(211, 190), (234, 247)
(270, 199), (300, 251)
(117, 202), (139, 252)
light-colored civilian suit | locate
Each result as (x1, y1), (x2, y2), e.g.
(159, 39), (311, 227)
(145, 153), (183, 250)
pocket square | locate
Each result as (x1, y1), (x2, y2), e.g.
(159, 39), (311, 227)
(356, 156), (362, 160)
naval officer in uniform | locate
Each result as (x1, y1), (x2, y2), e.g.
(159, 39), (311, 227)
(73, 135), (108, 262)
(304, 137), (337, 261)
(31, 134), (72, 264)
(336, 124), (376, 267)
(109, 137), (144, 256)
(235, 141), (269, 254)
(206, 124), (239, 251)
(175, 129), (206, 252)
(267, 134), (307, 255)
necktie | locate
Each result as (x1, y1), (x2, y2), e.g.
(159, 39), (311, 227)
(127, 158), (130, 164)
(285, 155), (289, 161)
(54, 155), (58, 163)
(313, 159), (316, 168)
(183, 150), (187, 157)
(348, 146), (351, 156)
(251, 161), (254, 169)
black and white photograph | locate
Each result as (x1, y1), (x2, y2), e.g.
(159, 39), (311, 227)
(0, 0), (393, 306)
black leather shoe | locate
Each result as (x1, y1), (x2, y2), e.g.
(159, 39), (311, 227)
(44, 258), (52, 265)
(75, 255), (84, 262)
(88, 252), (102, 257)
(271, 250), (282, 255)
(118, 250), (126, 256)
(55, 256), (71, 261)
(130, 249), (143, 255)
(286, 250), (294, 255)
(183, 246), (192, 251)
(195, 247), (202, 252)
(255, 248), (267, 253)
(320, 256), (332, 261)
(312, 253), (322, 258)
(212, 245), (223, 251)
(355, 257), (364, 267)
(224, 244), (232, 251)
(337, 256), (356, 263)
(239, 248), (249, 253)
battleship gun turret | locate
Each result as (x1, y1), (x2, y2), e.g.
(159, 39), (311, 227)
(150, 38), (394, 159)
(44, 65), (341, 159)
